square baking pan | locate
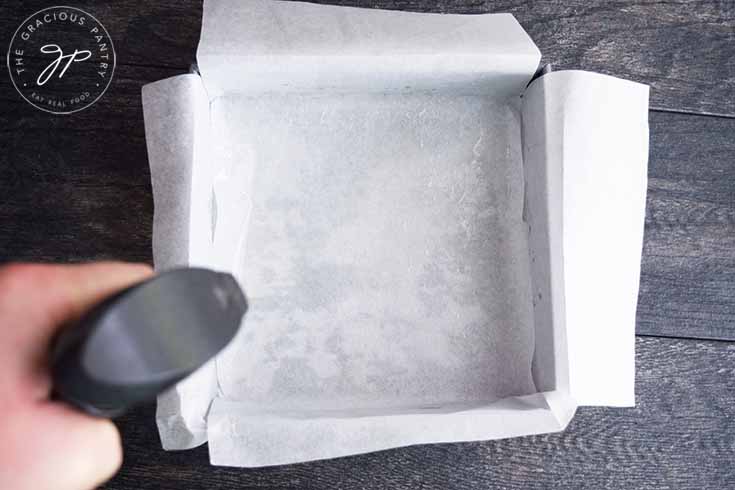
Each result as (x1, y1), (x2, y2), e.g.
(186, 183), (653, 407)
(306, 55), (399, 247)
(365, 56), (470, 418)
(143, 0), (649, 467)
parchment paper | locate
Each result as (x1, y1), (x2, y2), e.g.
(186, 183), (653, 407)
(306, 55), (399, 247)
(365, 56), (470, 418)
(143, 0), (649, 467)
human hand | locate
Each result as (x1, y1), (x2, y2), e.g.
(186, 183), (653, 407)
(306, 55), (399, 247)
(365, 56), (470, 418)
(0, 262), (153, 490)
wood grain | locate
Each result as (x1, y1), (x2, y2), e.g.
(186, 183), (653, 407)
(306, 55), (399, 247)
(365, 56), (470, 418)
(0, 1), (200, 69)
(103, 337), (735, 490)
(0, 62), (180, 263)
(638, 112), (735, 340)
(2, 0), (733, 115)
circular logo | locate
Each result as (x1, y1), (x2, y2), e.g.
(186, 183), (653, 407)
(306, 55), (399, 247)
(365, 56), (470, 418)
(6, 6), (116, 114)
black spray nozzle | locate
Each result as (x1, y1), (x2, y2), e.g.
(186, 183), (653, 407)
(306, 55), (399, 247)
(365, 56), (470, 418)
(51, 268), (247, 418)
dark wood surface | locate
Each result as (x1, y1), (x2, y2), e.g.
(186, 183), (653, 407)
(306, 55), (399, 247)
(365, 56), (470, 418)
(1, 1), (733, 488)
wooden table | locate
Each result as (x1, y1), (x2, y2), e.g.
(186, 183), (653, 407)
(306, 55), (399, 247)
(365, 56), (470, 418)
(1, 1), (733, 488)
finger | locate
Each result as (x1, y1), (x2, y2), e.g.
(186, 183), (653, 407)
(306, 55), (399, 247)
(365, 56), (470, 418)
(0, 262), (153, 397)
(4, 403), (122, 490)
(41, 404), (123, 490)
(47, 261), (154, 327)
(2, 261), (153, 335)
